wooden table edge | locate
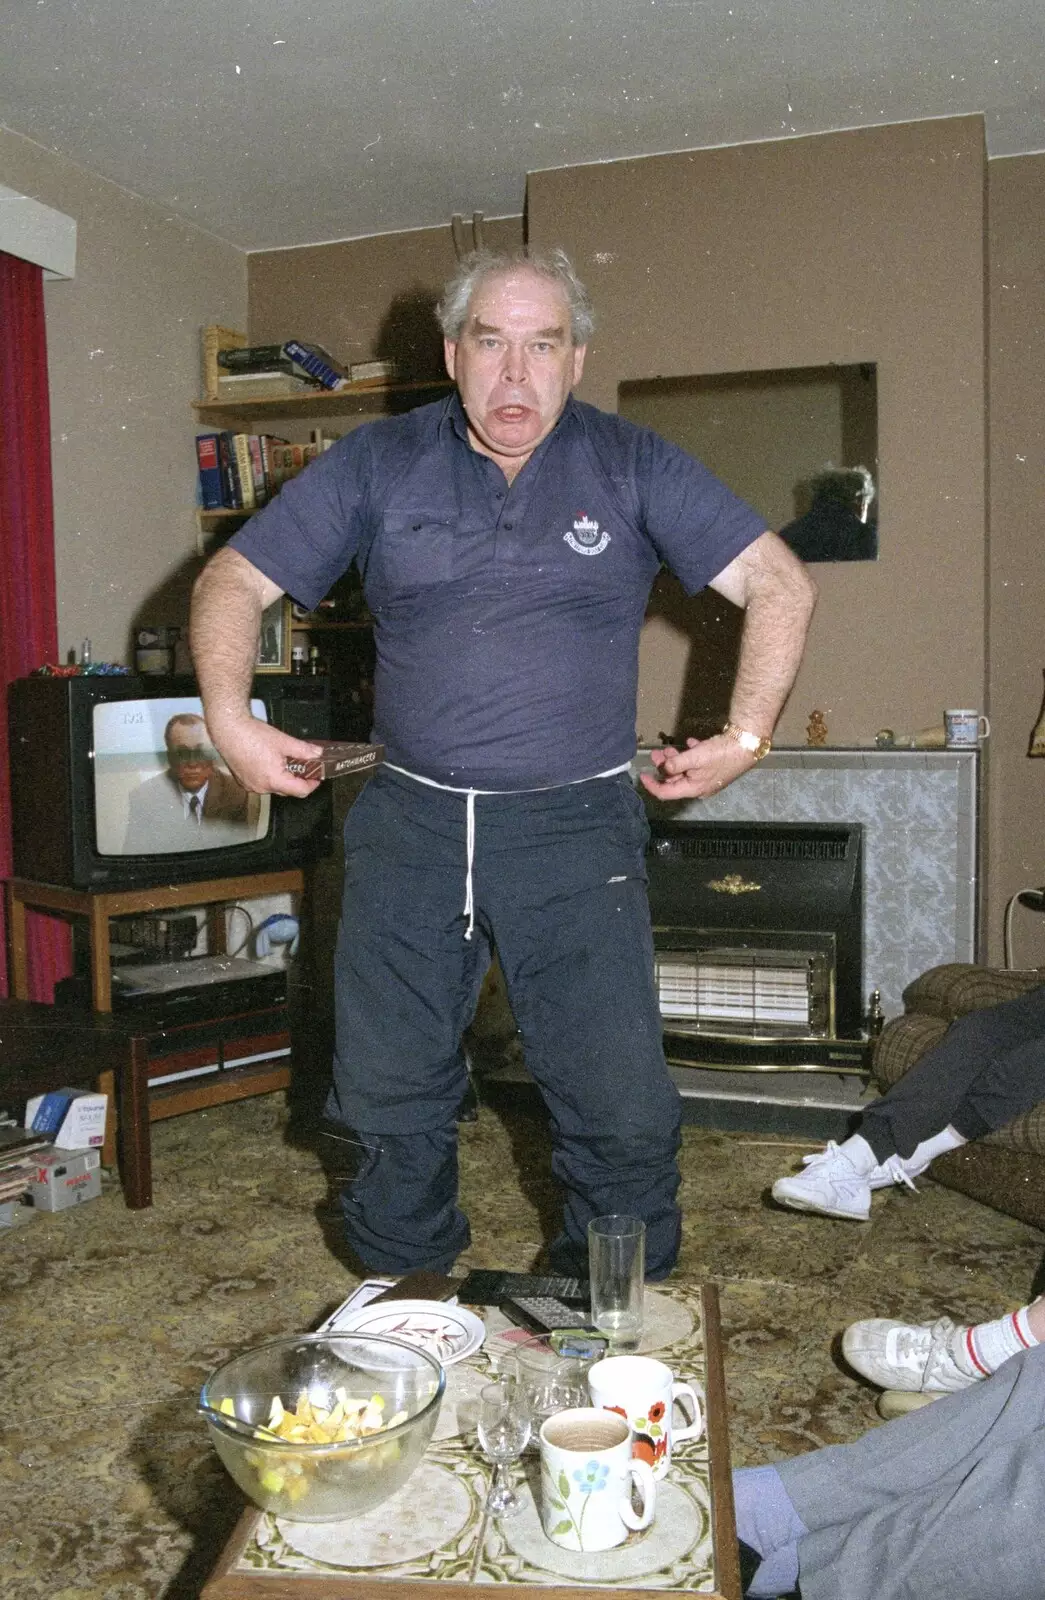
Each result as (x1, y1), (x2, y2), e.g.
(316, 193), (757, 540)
(701, 1280), (742, 1600)
(202, 1282), (740, 1600)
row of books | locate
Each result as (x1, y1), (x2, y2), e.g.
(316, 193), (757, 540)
(195, 428), (339, 512)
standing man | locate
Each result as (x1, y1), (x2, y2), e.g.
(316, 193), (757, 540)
(190, 247), (816, 1279)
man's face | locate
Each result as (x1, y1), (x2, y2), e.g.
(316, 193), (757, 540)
(166, 729), (217, 793)
(444, 268), (586, 465)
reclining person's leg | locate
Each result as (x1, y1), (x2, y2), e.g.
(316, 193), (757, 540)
(775, 1345), (1045, 1600)
(861, 982), (1045, 1160)
(772, 984), (1045, 1218)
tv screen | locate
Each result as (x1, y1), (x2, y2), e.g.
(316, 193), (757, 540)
(92, 695), (272, 858)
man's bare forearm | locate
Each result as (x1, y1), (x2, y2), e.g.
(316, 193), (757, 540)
(190, 548), (278, 734)
(727, 541), (818, 736)
(641, 531), (816, 801)
(188, 549), (321, 795)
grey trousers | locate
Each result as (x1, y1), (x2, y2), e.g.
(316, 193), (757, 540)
(776, 1343), (1045, 1600)
(861, 982), (1045, 1161)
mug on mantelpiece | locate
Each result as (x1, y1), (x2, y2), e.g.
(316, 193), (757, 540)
(538, 1407), (656, 1553)
(944, 709), (990, 748)
(587, 1354), (703, 1478)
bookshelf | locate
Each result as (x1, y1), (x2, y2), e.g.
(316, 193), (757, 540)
(193, 330), (453, 736)
(192, 377), (450, 427)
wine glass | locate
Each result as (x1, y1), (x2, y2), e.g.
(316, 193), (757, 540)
(477, 1375), (531, 1516)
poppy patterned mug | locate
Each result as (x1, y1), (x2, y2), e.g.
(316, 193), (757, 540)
(587, 1354), (703, 1478)
(538, 1408), (656, 1551)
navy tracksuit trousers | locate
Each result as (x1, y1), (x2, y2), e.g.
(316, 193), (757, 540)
(325, 766), (682, 1278)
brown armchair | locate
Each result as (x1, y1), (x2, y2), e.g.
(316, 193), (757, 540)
(872, 964), (1045, 1232)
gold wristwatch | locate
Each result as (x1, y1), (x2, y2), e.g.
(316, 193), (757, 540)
(722, 722), (772, 761)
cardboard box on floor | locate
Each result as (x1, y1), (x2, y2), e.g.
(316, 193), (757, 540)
(27, 1148), (102, 1211)
(24, 1089), (107, 1150)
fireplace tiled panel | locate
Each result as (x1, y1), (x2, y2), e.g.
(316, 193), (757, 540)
(634, 747), (979, 1021)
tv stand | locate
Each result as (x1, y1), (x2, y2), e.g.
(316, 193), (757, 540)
(5, 869), (304, 1188)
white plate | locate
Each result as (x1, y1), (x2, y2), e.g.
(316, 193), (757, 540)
(321, 1299), (486, 1367)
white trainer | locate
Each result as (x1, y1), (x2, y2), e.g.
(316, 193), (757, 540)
(770, 1141), (921, 1220)
(841, 1316), (981, 1392)
(876, 1389), (945, 1420)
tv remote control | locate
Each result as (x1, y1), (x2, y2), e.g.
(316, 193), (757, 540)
(457, 1269), (589, 1306)
(500, 1296), (596, 1334)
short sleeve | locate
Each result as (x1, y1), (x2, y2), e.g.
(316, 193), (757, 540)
(634, 427), (768, 594)
(229, 429), (371, 610)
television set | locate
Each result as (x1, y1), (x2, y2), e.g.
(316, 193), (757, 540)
(7, 674), (333, 892)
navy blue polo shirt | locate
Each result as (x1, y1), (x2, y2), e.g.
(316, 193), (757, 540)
(230, 394), (766, 789)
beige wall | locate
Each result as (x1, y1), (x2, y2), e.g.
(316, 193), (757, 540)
(527, 118), (988, 753)
(986, 154), (1045, 966)
(0, 126), (246, 665)
(248, 218), (524, 372)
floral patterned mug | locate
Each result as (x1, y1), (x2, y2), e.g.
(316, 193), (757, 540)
(538, 1408), (656, 1551)
(587, 1354), (703, 1478)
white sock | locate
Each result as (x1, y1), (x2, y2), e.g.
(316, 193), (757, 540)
(836, 1133), (879, 1175)
(903, 1125), (967, 1168)
(962, 1305), (1040, 1377)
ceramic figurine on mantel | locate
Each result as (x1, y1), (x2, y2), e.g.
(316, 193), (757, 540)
(806, 709), (828, 747)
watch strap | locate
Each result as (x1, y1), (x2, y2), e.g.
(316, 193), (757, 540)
(722, 722), (772, 760)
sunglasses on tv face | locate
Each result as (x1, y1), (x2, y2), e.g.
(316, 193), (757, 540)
(168, 744), (218, 766)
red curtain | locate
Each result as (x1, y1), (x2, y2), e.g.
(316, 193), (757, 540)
(0, 250), (72, 1000)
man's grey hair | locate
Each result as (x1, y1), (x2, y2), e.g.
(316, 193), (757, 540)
(436, 247), (595, 346)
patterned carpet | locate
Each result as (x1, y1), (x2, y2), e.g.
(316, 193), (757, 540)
(1, 1074), (1042, 1598)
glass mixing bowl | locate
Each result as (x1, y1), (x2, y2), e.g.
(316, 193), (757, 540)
(200, 1330), (445, 1523)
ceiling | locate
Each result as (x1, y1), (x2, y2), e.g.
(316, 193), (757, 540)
(2, 0), (1043, 253)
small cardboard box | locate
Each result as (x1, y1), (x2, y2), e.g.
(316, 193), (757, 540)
(27, 1147), (102, 1212)
(25, 1089), (107, 1150)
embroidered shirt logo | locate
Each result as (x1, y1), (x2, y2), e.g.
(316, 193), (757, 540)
(564, 513), (611, 556)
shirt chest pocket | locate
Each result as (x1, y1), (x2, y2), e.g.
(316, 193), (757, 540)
(373, 511), (455, 593)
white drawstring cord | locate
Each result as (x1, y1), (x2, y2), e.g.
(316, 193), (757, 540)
(463, 790), (477, 940)
(384, 760), (631, 943)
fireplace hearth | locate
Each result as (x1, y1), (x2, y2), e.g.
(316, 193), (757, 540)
(645, 819), (871, 1076)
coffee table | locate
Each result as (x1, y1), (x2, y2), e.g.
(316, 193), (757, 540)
(201, 1282), (741, 1600)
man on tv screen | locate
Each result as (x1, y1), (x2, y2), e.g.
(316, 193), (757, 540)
(123, 712), (261, 854)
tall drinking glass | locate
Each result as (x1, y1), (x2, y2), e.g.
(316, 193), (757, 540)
(587, 1214), (645, 1350)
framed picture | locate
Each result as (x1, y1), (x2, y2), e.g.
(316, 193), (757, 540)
(256, 597), (291, 673)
